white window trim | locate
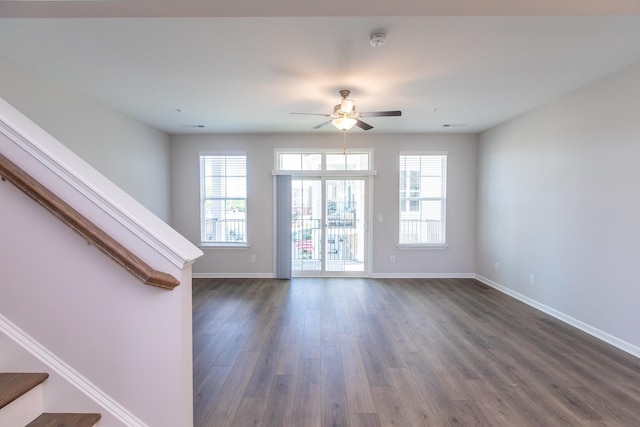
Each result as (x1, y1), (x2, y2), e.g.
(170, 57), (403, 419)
(199, 152), (248, 247)
(397, 244), (449, 249)
(200, 243), (250, 249)
(272, 170), (377, 177)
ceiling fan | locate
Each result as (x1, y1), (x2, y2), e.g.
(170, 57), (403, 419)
(291, 89), (402, 131)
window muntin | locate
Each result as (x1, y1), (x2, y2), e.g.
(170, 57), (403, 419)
(200, 154), (247, 245)
(399, 154), (447, 245)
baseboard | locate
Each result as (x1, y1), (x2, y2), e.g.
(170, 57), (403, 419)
(370, 273), (476, 279)
(193, 272), (475, 280)
(475, 274), (640, 359)
(192, 272), (275, 279)
(0, 313), (147, 427)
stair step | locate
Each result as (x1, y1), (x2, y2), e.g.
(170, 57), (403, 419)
(0, 373), (49, 409)
(26, 413), (102, 427)
(1, 374), (101, 426)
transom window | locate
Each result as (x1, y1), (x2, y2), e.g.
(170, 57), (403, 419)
(199, 154), (247, 245)
(276, 150), (371, 172)
(399, 153), (447, 246)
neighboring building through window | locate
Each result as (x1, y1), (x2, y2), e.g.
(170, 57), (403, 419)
(399, 153), (447, 245)
(200, 154), (247, 245)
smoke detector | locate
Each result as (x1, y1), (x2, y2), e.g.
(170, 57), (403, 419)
(369, 33), (386, 47)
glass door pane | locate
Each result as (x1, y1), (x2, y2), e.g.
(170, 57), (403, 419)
(291, 179), (322, 272)
(292, 177), (367, 276)
(325, 179), (365, 272)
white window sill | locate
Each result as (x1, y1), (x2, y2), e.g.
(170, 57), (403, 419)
(397, 244), (449, 250)
(200, 243), (249, 249)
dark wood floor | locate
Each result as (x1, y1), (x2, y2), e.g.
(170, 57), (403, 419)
(192, 278), (640, 426)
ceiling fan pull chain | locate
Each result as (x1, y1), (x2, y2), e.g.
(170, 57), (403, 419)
(343, 130), (347, 155)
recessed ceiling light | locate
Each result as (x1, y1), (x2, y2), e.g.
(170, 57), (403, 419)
(442, 124), (467, 128)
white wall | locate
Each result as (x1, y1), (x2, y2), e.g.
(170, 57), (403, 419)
(0, 332), (123, 426)
(0, 90), (200, 426)
(0, 57), (172, 221)
(0, 166), (193, 427)
(476, 61), (640, 353)
(170, 133), (477, 277)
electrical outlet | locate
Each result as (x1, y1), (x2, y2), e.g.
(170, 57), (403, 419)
(529, 274), (535, 285)
(494, 262), (500, 271)
(390, 255), (396, 263)
(378, 214), (384, 222)
(250, 255), (256, 263)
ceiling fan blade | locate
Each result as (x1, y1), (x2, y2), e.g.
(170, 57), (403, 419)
(312, 120), (332, 129)
(359, 110), (402, 117)
(290, 112), (331, 117)
(355, 119), (373, 131)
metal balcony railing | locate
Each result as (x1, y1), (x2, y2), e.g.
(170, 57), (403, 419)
(203, 218), (246, 243)
(399, 219), (443, 244)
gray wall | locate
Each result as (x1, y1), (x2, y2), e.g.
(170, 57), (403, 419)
(170, 133), (477, 277)
(0, 57), (172, 221)
(476, 61), (640, 352)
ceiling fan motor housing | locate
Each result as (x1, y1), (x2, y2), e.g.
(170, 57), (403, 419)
(335, 103), (356, 116)
(336, 90), (356, 114)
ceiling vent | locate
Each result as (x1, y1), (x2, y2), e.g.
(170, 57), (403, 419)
(442, 124), (467, 128)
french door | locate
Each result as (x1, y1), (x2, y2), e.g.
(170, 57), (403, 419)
(292, 177), (368, 276)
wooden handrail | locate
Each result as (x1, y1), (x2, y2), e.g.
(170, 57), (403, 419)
(0, 152), (179, 290)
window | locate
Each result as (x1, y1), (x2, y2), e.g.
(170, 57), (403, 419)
(276, 150), (371, 172)
(399, 153), (447, 245)
(278, 153), (321, 171)
(200, 154), (247, 245)
(325, 153), (370, 171)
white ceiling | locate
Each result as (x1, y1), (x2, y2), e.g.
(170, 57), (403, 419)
(1, 1), (640, 134)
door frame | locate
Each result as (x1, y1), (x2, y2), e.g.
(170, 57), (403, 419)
(273, 148), (376, 278)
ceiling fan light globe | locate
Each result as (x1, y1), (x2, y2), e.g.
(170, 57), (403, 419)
(332, 117), (357, 131)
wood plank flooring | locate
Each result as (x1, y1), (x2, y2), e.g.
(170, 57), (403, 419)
(193, 278), (640, 426)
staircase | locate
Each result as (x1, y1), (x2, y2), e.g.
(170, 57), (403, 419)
(1, 96), (202, 427)
(0, 373), (100, 427)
